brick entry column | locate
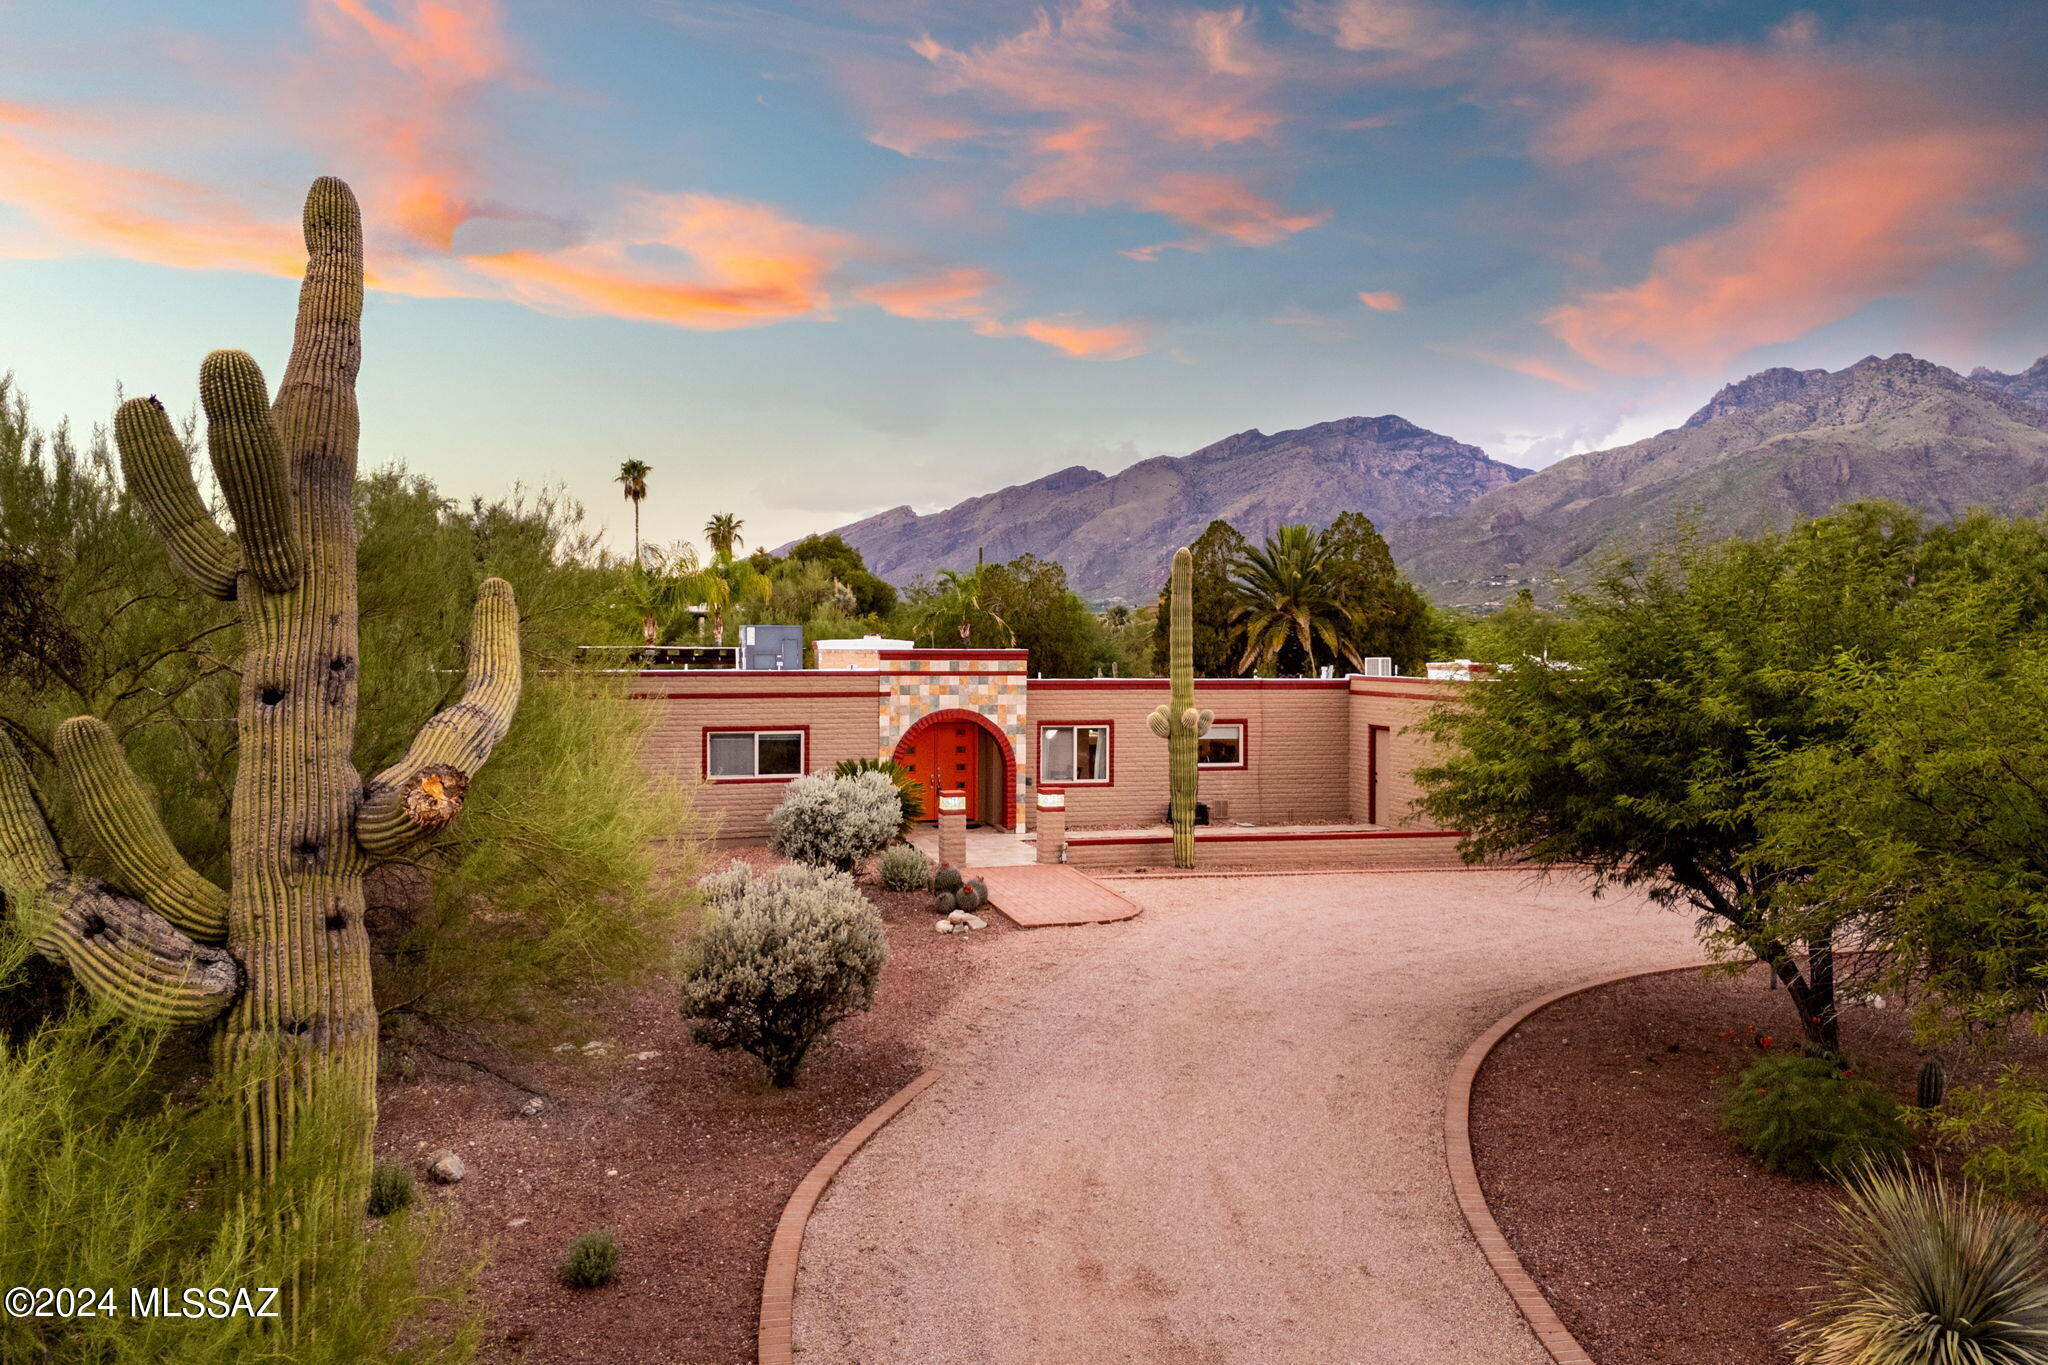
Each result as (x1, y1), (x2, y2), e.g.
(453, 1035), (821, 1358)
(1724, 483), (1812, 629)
(937, 788), (968, 871)
(1035, 787), (1066, 864)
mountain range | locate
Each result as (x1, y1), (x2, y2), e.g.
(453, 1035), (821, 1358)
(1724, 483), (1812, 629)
(799, 352), (2048, 606)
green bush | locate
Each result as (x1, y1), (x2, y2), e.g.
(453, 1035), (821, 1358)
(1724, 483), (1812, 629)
(367, 1160), (415, 1217)
(1722, 1055), (1910, 1178)
(678, 862), (888, 1087)
(767, 772), (902, 873)
(1787, 1163), (2048, 1364)
(1926, 1067), (2048, 1198)
(558, 1231), (622, 1289)
(879, 843), (932, 892)
(833, 757), (922, 838)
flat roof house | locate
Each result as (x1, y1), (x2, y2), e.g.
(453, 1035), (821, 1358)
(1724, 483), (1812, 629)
(630, 641), (1468, 868)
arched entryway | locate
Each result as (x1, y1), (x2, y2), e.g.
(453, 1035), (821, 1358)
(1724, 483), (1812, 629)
(892, 707), (1017, 830)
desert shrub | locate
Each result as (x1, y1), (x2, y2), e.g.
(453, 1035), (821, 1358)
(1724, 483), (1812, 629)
(1787, 1163), (2048, 1364)
(833, 757), (922, 837)
(768, 771), (902, 873)
(1925, 1067), (2048, 1199)
(677, 862), (888, 1086)
(558, 1231), (622, 1289)
(0, 916), (478, 1363)
(367, 1160), (415, 1216)
(1722, 1056), (1910, 1178)
(879, 843), (932, 892)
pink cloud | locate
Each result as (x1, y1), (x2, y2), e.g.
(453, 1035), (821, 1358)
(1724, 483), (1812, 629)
(1522, 37), (2045, 375)
(1357, 289), (1403, 310)
(987, 312), (1152, 359)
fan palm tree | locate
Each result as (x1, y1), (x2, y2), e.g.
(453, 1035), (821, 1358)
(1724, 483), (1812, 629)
(1230, 524), (1343, 676)
(616, 459), (651, 564)
(689, 555), (768, 647)
(1102, 604), (1133, 630)
(912, 565), (1012, 648)
(619, 542), (697, 644)
(704, 512), (744, 563)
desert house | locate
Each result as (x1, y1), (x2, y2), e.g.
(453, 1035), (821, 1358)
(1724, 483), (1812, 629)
(630, 636), (1467, 868)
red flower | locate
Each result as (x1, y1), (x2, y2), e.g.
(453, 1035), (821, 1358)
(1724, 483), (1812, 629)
(1760, 1036), (1775, 1048)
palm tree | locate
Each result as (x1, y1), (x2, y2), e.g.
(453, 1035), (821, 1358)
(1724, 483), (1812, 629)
(619, 542), (696, 645)
(616, 460), (651, 565)
(688, 555), (767, 648)
(704, 512), (744, 564)
(1230, 524), (1343, 676)
(1102, 604), (1133, 630)
(911, 564), (1011, 648)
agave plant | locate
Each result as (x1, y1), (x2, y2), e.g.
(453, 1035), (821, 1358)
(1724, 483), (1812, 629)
(833, 756), (923, 838)
(1788, 1162), (2048, 1365)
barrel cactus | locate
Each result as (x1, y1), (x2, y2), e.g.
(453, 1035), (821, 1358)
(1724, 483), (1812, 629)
(1148, 546), (1212, 869)
(0, 178), (521, 1203)
(1917, 1056), (1947, 1110)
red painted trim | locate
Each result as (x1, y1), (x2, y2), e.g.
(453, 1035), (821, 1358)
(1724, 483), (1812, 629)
(891, 708), (1017, 829)
(1197, 717), (1250, 771)
(877, 649), (1028, 661)
(1027, 677), (1351, 690)
(637, 669), (879, 678)
(1035, 719), (1114, 787)
(1348, 686), (1454, 701)
(701, 724), (810, 783)
(632, 689), (879, 700)
(1066, 828), (1465, 847)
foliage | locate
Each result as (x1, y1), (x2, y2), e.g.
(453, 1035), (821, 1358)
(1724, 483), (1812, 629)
(1721, 1056), (1909, 1178)
(368, 1161), (416, 1216)
(834, 756), (922, 837)
(1786, 1163), (2048, 1365)
(1455, 588), (1589, 665)
(904, 562), (1012, 649)
(783, 532), (898, 618)
(1153, 519), (1248, 677)
(0, 924), (477, 1363)
(558, 1232), (622, 1290)
(1416, 504), (1950, 1049)
(879, 843), (932, 892)
(615, 459), (650, 564)
(1926, 1069), (2048, 1200)
(678, 861), (888, 1086)
(704, 512), (745, 562)
(1230, 524), (1342, 674)
(768, 771), (903, 873)
(1322, 511), (1432, 672)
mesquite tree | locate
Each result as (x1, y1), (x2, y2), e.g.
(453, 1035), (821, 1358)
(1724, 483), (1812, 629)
(0, 178), (520, 1192)
(1147, 546), (1212, 869)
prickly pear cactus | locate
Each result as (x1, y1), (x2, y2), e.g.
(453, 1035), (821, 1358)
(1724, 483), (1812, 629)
(1148, 547), (1212, 869)
(0, 178), (521, 1204)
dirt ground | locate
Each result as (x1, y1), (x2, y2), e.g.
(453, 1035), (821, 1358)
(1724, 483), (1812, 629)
(793, 868), (1702, 1365)
(373, 847), (1007, 1365)
(1471, 963), (2048, 1365)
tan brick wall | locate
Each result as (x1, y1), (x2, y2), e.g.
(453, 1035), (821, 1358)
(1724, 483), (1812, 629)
(632, 672), (885, 844)
(1347, 677), (1459, 828)
(1024, 680), (1353, 830)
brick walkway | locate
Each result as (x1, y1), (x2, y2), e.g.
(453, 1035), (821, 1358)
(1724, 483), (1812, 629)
(970, 863), (1143, 927)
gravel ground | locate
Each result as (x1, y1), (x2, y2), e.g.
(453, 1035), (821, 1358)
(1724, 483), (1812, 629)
(793, 869), (1703, 1365)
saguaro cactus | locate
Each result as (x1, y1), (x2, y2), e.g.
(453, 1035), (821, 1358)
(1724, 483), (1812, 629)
(0, 178), (521, 1197)
(1148, 546), (1212, 869)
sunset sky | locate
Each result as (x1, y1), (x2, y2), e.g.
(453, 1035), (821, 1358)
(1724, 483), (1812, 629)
(5, 0), (2047, 559)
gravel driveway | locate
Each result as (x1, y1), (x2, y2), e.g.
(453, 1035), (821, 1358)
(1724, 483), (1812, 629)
(793, 869), (1701, 1365)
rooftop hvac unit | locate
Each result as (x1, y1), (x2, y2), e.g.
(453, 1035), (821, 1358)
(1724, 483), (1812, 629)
(741, 624), (805, 671)
(1358, 657), (1396, 677)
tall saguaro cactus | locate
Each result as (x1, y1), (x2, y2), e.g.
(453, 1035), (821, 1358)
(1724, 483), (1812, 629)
(0, 178), (521, 1196)
(1148, 546), (1212, 869)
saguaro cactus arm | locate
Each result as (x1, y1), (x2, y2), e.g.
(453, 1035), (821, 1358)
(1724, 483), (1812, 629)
(53, 717), (229, 944)
(200, 350), (303, 593)
(0, 734), (238, 1024)
(114, 396), (241, 601)
(357, 577), (522, 857)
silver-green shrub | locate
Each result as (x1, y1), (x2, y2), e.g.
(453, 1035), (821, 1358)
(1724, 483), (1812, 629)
(768, 771), (902, 872)
(879, 843), (932, 892)
(1788, 1163), (2048, 1364)
(678, 862), (887, 1087)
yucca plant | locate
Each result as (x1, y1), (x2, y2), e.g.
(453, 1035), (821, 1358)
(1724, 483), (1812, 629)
(833, 756), (922, 838)
(1787, 1163), (2048, 1365)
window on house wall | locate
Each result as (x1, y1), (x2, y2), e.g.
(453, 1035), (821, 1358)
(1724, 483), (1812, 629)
(1040, 724), (1110, 784)
(1197, 722), (1245, 768)
(705, 729), (805, 779)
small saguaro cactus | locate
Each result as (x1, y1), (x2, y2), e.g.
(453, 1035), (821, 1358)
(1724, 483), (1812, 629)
(1917, 1055), (1947, 1110)
(0, 178), (521, 1204)
(1148, 546), (1212, 870)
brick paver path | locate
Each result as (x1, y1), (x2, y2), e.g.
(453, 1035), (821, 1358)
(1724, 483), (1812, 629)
(792, 870), (1702, 1364)
(973, 864), (1143, 927)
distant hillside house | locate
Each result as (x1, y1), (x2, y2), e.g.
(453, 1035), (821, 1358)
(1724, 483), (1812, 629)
(628, 644), (1466, 862)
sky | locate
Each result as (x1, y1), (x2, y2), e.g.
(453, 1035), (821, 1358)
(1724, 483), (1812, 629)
(4, 0), (2047, 560)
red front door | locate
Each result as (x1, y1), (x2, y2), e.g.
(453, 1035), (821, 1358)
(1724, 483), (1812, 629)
(896, 721), (981, 824)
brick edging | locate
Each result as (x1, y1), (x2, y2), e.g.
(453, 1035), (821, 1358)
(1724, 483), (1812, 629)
(1092, 864), (1491, 881)
(758, 1069), (942, 1365)
(1445, 963), (1707, 1365)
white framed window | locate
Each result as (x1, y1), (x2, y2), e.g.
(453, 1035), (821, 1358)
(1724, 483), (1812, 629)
(705, 729), (806, 779)
(1197, 722), (1246, 769)
(1039, 724), (1110, 784)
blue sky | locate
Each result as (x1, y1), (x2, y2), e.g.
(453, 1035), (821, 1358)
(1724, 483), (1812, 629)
(3, 0), (2046, 558)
